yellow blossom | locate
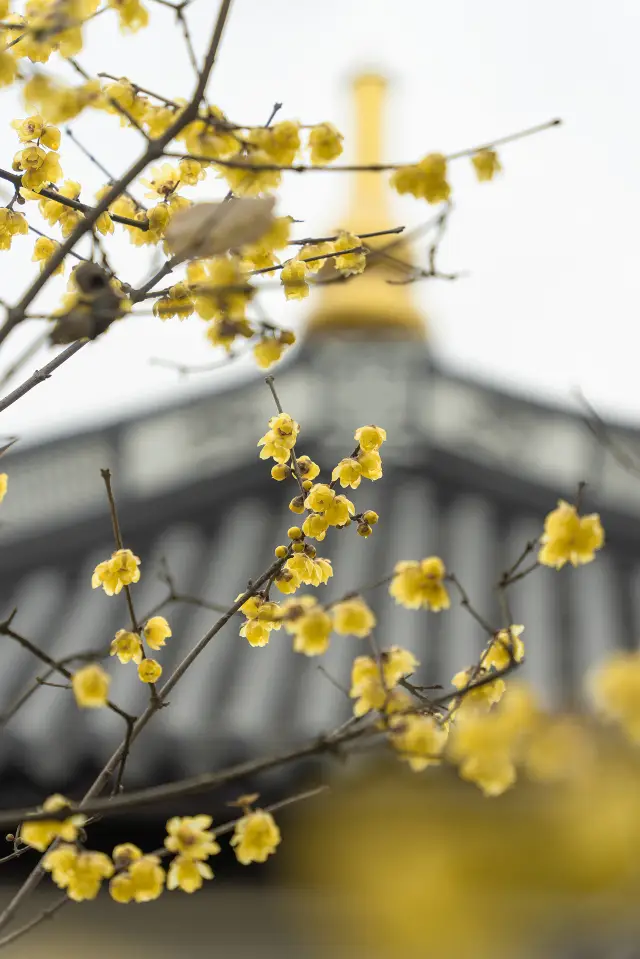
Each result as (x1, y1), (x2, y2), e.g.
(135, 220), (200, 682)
(127, 855), (165, 902)
(332, 597), (376, 637)
(141, 163), (181, 199)
(275, 567), (302, 595)
(291, 607), (333, 656)
(302, 512), (330, 541)
(324, 493), (355, 527)
(253, 336), (284, 369)
(306, 556), (333, 587)
(165, 815), (220, 860)
(21, 795), (84, 852)
(451, 666), (506, 713)
(472, 149), (501, 182)
(304, 483), (334, 513)
(588, 652), (640, 743)
(355, 424), (387, 452)
(0, 474), (7, 502)
(219, 150), (281, 197)
(92, 548), (141, 596)
(250, 120), (301, 165)
(31, 235), (64, 273)
(484, 625), (525, 671)
(356, 449), (382, 481)
(391, 153), (450, 203)
(538, 499), (604, 569)
(180, 109), (239, 161)
(0, 209), (28, 251)
(231, 810), (281, 864)
(19, 151), (63, 192)
(296, 455), (320, 481)
(308, 122), (343, 164)
(258, 413), (299, 464)
(178, 157), (207, 185)
(240, 618), (272, 647)
(110, 629), (143, 665)
(350, 648), (419, 717)
(280, 257), (309, 300)
(45, 846), (114, 902)
(167, 856), (214, 893)
(0, 51), (18, 89)
(331, 458), (362, 489)
(109, 872), (136, 903)
(333, 231), (366, 275)
(138, 659), (162, 684)
(72, 664), (110, 709)
(153, 282), (194, 320)
(11, 115), (60, 149)
(390, 713), (449, 772)
(389, 557), (450, 611)
(242, 215), (292, 269)
(42, 844), (80, 888)
(108, 0), (149, 32)
(448, 708), (518, 797)
(143, 616), (172, 650)
(299, 240), (335, 273)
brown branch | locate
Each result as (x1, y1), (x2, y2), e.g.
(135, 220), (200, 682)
(0, 896), (67, 952)
(0, 614), (134, 724)
(0, 718), (375, 827)
(446, 573), (496, 635)
(0, 170), (147, 230)
(166, 118), (561, 174)
(0, 343), (85, 417)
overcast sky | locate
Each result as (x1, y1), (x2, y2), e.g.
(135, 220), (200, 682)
(1, 0), (639, 444)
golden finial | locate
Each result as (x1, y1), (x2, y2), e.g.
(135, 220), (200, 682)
(306, 73), (426, 340)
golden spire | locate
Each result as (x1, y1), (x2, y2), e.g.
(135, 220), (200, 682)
(306, 73), (426, 340)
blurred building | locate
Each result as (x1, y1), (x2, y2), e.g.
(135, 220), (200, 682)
(1, 75), (640, 809)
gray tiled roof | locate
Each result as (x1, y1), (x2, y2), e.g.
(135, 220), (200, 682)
(2, 453), (639, 792)
(2, 340), (640, 793)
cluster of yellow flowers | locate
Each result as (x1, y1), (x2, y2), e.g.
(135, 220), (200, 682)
(110, 615), (172, 685)
(280, 231), (367, 300)
(239, 592), (377, 656)
(23, 800), (280, 901)
(11, 113), (62, 193)
(70, 548), (172, 706)
(390, 148), (502, 203)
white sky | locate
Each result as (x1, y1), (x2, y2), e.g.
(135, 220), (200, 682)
(1, 0), (640, 445)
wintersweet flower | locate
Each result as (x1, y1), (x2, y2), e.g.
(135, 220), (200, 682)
(92, 548), (141, 596)
(390, 713), (449, 772)
(589, 651), (640, 744)
(538, 500), (604, 569)
(167, 856), (214, 892)
(483, 625), (525, 671)
(354, 425), (387, 452)
(280, 258), (309, 300)
(389, 557), (450, 611)
(138, 659), (162, 684)
(308, 123), (343, 164)
(291, 607), (333, 656)
(472, 149), (501, 182)
(230, 810), (281, 864)
(143, 616), (172, 650)
(332, 597), (376, 637)
(21, 794), (84, 851)
(331, 458), (362, 489)
(110, 629), (143, 665)
(165, 815), (221, 860)
(72, 664), (110, 708)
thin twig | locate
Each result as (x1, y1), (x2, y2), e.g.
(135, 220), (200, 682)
(0, 896), (67, 951)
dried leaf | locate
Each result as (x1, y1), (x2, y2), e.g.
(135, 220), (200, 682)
(165, 196), (276, 260)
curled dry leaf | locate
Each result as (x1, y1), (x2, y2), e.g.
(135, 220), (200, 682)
(164, 196), (276, 260)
